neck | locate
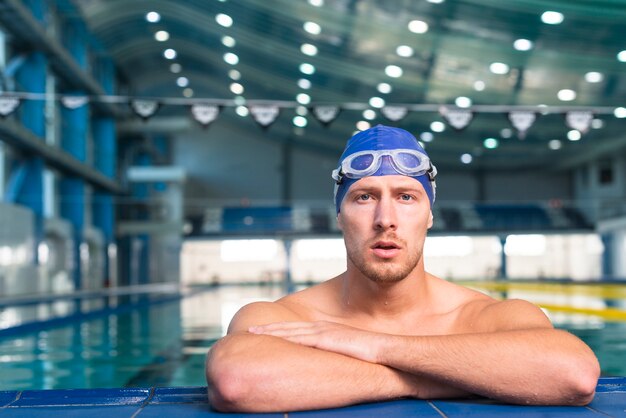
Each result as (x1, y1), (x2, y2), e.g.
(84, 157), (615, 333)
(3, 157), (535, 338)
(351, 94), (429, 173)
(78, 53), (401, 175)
(339, 259), (431, 318)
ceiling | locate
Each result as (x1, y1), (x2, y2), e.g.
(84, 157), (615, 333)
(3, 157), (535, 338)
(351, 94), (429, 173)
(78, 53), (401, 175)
(72, 0), (626, 171)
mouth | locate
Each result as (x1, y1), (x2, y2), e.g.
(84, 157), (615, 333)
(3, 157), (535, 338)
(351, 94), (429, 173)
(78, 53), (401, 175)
(371, 241), (401, 258)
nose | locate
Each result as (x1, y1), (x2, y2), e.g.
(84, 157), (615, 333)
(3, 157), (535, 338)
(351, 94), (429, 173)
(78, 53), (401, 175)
(374, 195), (397, 231)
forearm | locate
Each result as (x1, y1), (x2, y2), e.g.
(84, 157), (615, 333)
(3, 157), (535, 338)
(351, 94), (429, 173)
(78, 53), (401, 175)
(207, 333), (414, 412)
(378, 328), (600, 405)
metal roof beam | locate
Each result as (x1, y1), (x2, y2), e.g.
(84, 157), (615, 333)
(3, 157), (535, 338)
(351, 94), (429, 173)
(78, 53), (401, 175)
(0, 0), (121, 117)
(0, 119), (124, 194)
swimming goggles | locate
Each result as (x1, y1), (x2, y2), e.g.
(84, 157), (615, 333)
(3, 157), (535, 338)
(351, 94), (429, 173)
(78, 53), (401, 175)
(332, 149), (437, 184)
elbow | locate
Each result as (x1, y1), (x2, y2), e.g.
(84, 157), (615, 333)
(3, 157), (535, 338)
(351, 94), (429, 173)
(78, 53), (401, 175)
(206, 342), (256, 412)
(562, 356), (601, 406)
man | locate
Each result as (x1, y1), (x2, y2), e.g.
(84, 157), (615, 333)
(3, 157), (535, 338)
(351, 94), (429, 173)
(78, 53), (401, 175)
(206, 125), (600, 413)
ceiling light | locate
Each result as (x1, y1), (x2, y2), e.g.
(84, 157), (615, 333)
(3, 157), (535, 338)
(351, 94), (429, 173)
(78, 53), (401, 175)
(293, 116), (308, 127)
(296, 106), (308, 116)
(377, 82), (392, 94)
(584, 72), (603, 83)
(176, 76), (189, 87)
(222, 36), (236, 47)
(489, 62), (509, 74)
(300, 63), (316, 75)
(420, 132), (434, 142)
(308, 0), (324, 6)
(473, 80), (485, 91)
(455, 96), (472, 108)
(484, 138), (499, 149)
(301, 43), (318, 56)
(155, 30), (169, 42)
(170, 63), (182, 73)
(362, 109), (376, 120)
(591, 119), (604, 129)
(548, 139), (562, 150)
(513, 39), (533, 51)
(541, 11), (564, 25)
(615, 107), (626, 118)
(430, 121), (445, 132)
(500, 129), (513, 138)
(298, 78), (312, 89)
(557, 89), (576, 101)
(296, 93), (311, 105)
(567, 130), (581, 141)
(146, 12), (160, 23)
(182, 88), (193, 98)
(223, 52), (239, 65)
(216, 13), (233, 27)
(356, 121), (371, 131)
(396, 45), (414, 57)
(460, 153), (473, 164)
(303, 21), (321, 35)
(228, 69), (241, 80)
(408, 20), (429, 34)
(234, 96), (246, 106)
(427, 0), (445, 3)
(385, 65), (403, 78)
(618, 50), (626, 62)
(236, 105), (249, 117)
(369, 97), (385, 108)
(230, 82), (244, 95)
(163, 49), (177, 59)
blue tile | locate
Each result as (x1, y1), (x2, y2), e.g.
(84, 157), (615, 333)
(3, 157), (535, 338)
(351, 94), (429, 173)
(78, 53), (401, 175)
(289, 399), (442, 418)
(13, 388), (150, 407)
(136, 403), (283, 417)
(151, 387), (207, 404)
(596, 377), (626, 392)
(0, 405), (142, 417)
(0, 391), (19, 407)
(432, 399), (603, 417)
(588, 392), (626, 416)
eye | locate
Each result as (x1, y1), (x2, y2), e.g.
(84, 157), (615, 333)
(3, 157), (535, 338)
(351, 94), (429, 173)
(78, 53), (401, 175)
(358, 194), (371, 201)
(400, 194), (413, 201)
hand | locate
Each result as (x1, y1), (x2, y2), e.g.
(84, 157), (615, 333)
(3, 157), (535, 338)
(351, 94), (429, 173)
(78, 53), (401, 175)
(249, 321), (383, 364)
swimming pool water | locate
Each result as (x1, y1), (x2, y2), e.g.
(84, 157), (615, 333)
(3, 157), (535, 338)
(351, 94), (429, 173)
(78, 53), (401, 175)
(0, 283), (624, 390)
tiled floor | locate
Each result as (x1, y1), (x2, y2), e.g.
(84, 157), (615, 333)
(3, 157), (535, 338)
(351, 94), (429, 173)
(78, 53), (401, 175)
(0, 377), (623, 417)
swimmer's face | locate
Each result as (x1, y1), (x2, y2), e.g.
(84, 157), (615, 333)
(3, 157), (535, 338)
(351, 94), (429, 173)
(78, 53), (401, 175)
(337, 175), (432, 284)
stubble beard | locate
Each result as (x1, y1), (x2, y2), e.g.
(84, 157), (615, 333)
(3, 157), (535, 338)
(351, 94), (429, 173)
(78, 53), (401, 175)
(346, 242), (422, 284)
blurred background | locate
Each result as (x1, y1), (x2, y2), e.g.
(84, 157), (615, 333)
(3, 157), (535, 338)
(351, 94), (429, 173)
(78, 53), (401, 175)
(0, 0), (625, 391)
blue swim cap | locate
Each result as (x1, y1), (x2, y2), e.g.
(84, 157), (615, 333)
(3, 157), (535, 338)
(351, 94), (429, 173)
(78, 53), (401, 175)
(333, 125), (437, 213)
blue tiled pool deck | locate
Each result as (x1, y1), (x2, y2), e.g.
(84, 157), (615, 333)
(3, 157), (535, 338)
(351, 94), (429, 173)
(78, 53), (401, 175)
(0, 377), (623, 417)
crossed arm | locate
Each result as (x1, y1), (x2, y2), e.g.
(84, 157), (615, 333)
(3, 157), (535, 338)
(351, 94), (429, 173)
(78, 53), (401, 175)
(206, 300), (600, 412)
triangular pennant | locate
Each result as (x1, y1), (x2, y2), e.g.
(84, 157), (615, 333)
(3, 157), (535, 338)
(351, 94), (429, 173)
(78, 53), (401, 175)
(311, 105), (341, 127)
(191, 104), (221, 128)
(61, 95), (89, 109)
(0, 96), (20, 117)
(130, 99), (160, 121)
(565, 110), (593, 134)
(508, 111), (537, 139)
(440, 107), (473, 130)
(249, 105), (280, 130)
(381, 106), (409, 122)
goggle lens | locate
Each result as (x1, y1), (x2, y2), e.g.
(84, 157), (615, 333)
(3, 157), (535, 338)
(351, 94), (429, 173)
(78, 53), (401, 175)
(395, 151), (423, 171)
(349, 154), (375, 171)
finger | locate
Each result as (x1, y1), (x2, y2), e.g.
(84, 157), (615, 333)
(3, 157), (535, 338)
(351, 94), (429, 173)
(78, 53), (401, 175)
(249, 321), (323, 334)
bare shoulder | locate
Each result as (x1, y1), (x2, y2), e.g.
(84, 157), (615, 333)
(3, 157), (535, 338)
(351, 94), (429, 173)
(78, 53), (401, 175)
(227, 301), (303, 334)
(461, 297), (553, 333)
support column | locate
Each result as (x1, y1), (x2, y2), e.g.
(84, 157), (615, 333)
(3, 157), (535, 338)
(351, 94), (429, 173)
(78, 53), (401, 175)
(14, 1), (47, 263)
(600, 233), (614, 279)
(92, 57), (117, 287)
(499, 235), (508, 279)
(59, 19), (88, 290)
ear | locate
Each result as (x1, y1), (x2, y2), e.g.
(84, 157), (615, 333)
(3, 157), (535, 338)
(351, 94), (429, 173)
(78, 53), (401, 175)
(336, 212), (344, 231)
(427, 210), (433, 229)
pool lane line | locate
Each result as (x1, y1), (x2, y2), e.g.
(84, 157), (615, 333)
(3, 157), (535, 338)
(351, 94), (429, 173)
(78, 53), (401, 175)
(460, 281), (626, 299)
(538, 303), (626, 321)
